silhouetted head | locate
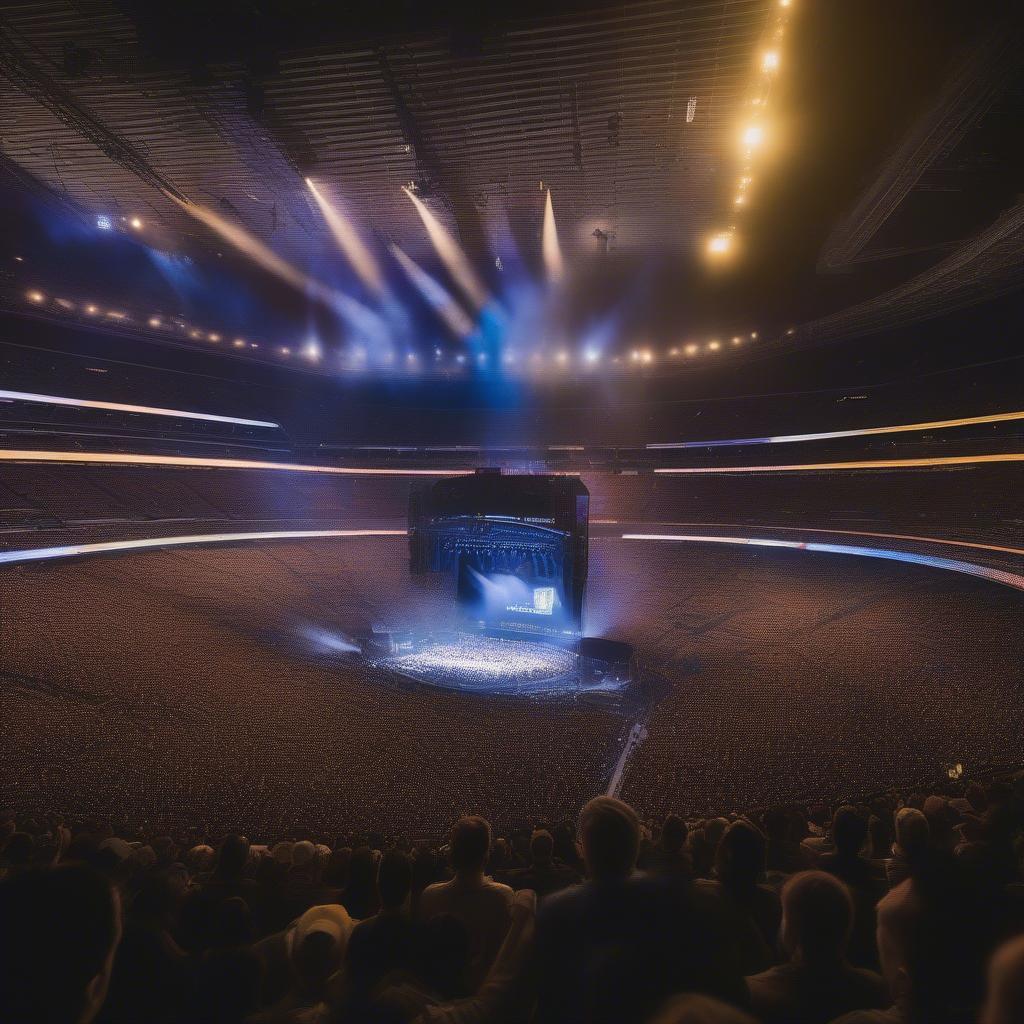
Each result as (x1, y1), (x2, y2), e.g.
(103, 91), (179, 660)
(0, 863), (122, 1024)
(649, 993), (757, 1024)
(662, 814), (687, 853)
(831, 805), (867, 858)
(377, 849), (412, 912)
(530, 829), (554, 865)
(715, 821), (766, 891)
(893, 807), (930, 863)
(578, 796), (640, 881)
(780, 870), (853, 964)
(214, 834), (250, 880)
(449, 816), (491, 875)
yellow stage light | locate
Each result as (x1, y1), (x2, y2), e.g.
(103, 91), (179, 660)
(743, 124), (765, 149)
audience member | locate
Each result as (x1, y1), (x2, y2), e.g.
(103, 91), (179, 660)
(418, 816), (513, 991)
(0, 863), (122, 1024)
(746, 871), (885, 1023)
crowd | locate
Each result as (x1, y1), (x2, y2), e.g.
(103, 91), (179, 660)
(2, 772), (1024, 1024)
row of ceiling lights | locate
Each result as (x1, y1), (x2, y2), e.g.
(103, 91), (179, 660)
(707, 0), (793, 261)
(23, 287), (784, 371)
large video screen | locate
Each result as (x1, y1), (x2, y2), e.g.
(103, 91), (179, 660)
(457, 557), (575, 638)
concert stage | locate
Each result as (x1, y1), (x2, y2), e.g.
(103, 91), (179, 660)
(370, 632), (578, 695)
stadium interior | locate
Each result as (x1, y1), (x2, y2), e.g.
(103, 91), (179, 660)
(1, 2), (1023, 1023)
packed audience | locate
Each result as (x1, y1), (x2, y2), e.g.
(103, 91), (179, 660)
(2, 772), (1023, 1024)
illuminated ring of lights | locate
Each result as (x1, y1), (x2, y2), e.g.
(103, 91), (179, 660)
(0, 389), (280, 429)
(603, 521), (1024, 561)
(0, 529), (407, 568)
(645, 410), (1024, 449)
(652, 454), (1024, 473)
(621, 534), (1024, 594)
(0, 450), (472, 476)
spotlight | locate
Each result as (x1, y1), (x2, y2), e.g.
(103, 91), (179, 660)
(85, 304), (98, 315)
(732, 336), (742, 345)
(751, 331), (758, 339)
(26, 290), (44, 303)
(14, 255), (24, 262)
(630, 350), (641, 362)
(279, 346), (291, 356)
(148, 317), (161, 327)
(189, 330), (201, 339)
(96, 215), (112, 231)
(669, 348), (679, 357)
(762, 51), (780, 72)
(455, 354), (466, 365)
(734, 195), (746, 206)
(708, 339), (721, 351)
(208, 333), (221, 342)
(406, 351), (417, 362)
(304, 341), (321, 362)
(640, 350), (653, 364)
(233, 339), (245, 348)
(106, 311), (126, 319)
(685, 343), (699, 356)
(707, 233), (732, 256)
(583, 348), (600, 364)
(556, 351), (569, 365)
(742, 124), (765, 149)
(129, 216), (143, 230)
(250, 342), (259, 349)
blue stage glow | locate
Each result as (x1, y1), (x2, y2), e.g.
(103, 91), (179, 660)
(300, 624), (361, 655)
(96, 214), (113, 231)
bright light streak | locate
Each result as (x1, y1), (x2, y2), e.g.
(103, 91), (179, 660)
(0, 450), (472, 476)
(26, 290), (45, 303)
(620, 534), (1024, 594)
(0, 388), (280, 428)
(402, 187), (489, 310)
(85, 304), (98, 315)
(168, 194), (378, 332)
(653, 454), (1024, 473)
(130, 216), (143, 230)
(542, 189), (565, 284)
(646, 410), (1024, 449)
(306, 178), (385, 296)
(389, 244), (475, 337)
(0, 529), (408, 568)
(303, 339), (322, 362)
(618, 521), (1024, 562)
(762, 50), (780, 72)
(148, 316), (161, 327)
